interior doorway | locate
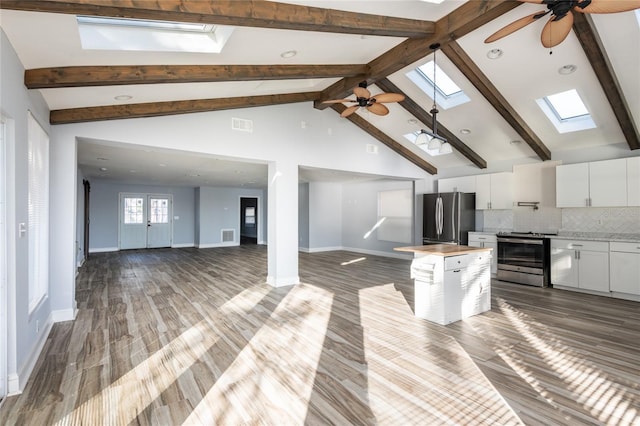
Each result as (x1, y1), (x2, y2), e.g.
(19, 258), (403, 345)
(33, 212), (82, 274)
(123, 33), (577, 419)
(0, 118), (7, 402)
(83, 179), (90, 264)
(119, 193), (173, 250)
(240, 197), (258, 245)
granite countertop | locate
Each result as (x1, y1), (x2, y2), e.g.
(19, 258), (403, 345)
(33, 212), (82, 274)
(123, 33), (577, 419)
(550, 232), (640, 243)
(394, 244), (492, 256)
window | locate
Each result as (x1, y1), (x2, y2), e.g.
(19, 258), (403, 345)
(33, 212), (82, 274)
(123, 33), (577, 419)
(124, 197), (144, 224)
(28, 112), (49, 313)
(149, 198), (169, 224)
(406, 61), (470, 109)
(76, 16), (234, 53)
(536, 89), (596, 133)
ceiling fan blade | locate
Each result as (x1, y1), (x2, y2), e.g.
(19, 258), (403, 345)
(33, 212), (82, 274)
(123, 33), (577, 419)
(353, 86), (371, 99)
(485, 10), (547, 43)
(517, 0), (544, 3)
(574, 0), (640, 13)
(341, 105), (360, 117)
(322, 99), (356, 104)
(541, 12), (574, 48)
(372, 93), (405, 103)
(367, 103), (389, 116)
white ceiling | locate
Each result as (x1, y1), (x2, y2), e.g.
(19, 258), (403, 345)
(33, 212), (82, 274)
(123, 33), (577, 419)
(1, 1), (638, 187)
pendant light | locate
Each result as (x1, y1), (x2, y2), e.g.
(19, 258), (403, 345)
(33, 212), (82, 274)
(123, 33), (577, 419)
(419, 43), (451, 154)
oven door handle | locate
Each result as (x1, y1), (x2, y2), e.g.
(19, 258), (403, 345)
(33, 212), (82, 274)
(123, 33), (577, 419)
(497, 238), (543, 245)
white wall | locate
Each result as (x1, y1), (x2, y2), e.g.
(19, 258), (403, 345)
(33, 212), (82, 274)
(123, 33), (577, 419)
(76, 169), (85, 266)
(1, 29), (54, 393)
(308, 182), (342, 251)
(298, 183), (310, 250)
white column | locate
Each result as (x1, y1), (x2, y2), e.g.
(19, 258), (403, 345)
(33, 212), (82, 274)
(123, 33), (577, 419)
(49, 132), (77, 321)
(266, 160), (299, 287)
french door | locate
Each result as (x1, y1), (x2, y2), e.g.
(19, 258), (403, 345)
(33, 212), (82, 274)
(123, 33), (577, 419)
(119, 193), (172, 250)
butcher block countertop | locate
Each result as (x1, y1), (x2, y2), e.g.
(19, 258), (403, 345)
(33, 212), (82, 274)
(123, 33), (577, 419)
(394, 244), (492, 256)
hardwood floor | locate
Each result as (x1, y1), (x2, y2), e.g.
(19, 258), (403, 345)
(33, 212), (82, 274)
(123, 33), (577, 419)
(1, 246), (639, 425)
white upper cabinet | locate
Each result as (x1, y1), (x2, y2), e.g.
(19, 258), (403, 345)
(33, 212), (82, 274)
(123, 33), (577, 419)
(556, 159), (627, 208)
(438, 175), (476, 193)
(628, 157), (640, 207)
(589, 159), (627, 207)
(556, 163), (590, 207)
(513, 161), (560, 208)
(476, 172), (513, 210)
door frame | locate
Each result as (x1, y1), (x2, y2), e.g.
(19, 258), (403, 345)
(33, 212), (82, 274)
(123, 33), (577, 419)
(82, 179), (90, 263)
(239, 196), (261, 245)
(0, 116), (9, 401)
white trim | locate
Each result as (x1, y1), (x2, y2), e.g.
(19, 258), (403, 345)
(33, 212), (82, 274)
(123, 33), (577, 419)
(266, 275), (300, 287)
(51, 308), (76, 323)
(12, 312), (53, 395)
(89, 247), (119, 253)
(171, 243), (195, 248)
(303, 246), (343, 253)
(197, 242), (239, 249)
(76, 256), (85, 268)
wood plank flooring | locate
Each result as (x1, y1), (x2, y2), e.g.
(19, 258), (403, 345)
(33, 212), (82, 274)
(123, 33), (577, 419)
(1, 245), (639, 425)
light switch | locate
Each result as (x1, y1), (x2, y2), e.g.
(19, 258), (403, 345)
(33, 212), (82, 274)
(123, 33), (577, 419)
(174, 216), (179, 220)
(19, 222), (26, 237)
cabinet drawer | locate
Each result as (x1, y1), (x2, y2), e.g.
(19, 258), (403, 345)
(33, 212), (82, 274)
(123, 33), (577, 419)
(468, 233), (497, 243)
(445, 255), (471, 270)
(550, 239), (609, 252)
(610, 242), (640, 254)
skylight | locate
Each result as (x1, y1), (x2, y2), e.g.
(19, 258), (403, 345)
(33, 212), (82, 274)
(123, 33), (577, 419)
(76, 16), (234, 53)
(418, 61), (461, 97)
(536, 89), (595, 133)
(406, 61), (469, 110)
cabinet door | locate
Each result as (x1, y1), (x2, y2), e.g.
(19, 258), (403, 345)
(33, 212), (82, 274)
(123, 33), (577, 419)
(490, 172), (513, 210)
(556, 163), (589, 208)
(627, 157), (640, 207)
(551, 248), (578, 287)
(475, 174), (491, 210)
(578, 250), (609, 292)
(610, 252), (640, 295)
(439, 176), (476, 193)
(443, 269), (463, 324)
(485, 241), (498, 275)
(589, 159), (627, 207)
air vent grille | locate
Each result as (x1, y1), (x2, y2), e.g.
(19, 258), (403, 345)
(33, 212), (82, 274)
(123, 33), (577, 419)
(221, 229), (235, 243)
(366, 144), (379, 154)
(232, 117), (253, 133)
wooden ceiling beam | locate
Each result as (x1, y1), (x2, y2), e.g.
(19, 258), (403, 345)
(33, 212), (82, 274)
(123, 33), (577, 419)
(25, 64), (369, 88)
(315, 0), (520, 109)
(0, 0), (434, 38)
(375, 78), (487, 169)
(573, 13), (639, 150)
(330, 104), (437, 175)
(441, 41), (552, 161)
(49, 91), (320, 124)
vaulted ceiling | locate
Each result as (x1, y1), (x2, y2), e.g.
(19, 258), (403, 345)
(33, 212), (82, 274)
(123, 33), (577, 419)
(1, 0), (638, 184)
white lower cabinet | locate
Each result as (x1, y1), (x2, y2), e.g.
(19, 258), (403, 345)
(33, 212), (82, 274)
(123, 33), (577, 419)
(468, 232), (497, 275)
(550, 239), (609, 293)
(609, 242), (640, 297)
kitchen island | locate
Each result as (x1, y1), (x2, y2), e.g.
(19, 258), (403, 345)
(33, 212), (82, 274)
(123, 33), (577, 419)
(395, 244), (492, 325)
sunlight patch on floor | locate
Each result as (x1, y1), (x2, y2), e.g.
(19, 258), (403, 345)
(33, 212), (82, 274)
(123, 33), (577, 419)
(184, 283), (333, 424)
(497, 298), (639, 425)
(53, 285), (271, 426)
(340, 257), (366, 266)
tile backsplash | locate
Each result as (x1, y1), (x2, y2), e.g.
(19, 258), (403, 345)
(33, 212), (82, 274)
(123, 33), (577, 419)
(481, 206), (640, 235)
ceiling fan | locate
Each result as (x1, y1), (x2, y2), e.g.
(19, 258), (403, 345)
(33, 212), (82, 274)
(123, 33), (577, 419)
(322, 81), (405, 117)
(485, 0), (640, 48)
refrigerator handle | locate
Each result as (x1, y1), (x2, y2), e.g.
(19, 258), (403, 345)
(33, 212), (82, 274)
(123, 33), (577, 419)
(438, 197), (443, 236)
(435, 197), (440, 236)
(452, 194), (456, 242)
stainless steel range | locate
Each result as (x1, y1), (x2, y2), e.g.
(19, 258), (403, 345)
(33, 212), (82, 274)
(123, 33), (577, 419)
(496, 232), (554, 287)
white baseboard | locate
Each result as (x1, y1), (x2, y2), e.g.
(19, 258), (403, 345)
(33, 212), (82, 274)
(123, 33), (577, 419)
(89, 247), (119, 253)
(197, 242), (239, 249)
(12, 313), (54, 395)
(171, 243), (195, 248)
(76, 256), (85, 268)
(52, 308), (76, 323)
(298, 247), (310, 253)
(304, 246), (343, 253)
(266, 275), (300, 287)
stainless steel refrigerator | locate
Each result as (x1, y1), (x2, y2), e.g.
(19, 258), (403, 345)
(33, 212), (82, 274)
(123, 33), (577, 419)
(422, 192), (475, 245)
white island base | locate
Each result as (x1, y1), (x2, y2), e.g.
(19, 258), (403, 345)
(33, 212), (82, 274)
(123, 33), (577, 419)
(396, 245), (492, 325)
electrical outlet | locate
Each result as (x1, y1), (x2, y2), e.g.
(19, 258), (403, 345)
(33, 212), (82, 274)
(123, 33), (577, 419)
(36, 320), (39, 333)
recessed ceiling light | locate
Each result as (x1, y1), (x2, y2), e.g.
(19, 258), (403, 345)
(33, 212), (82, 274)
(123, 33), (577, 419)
(510, 140), (522, 145)
(129, 170), (136, 173)
(158, 163), (167, 167)
(99, 167), (108, 171)
(97, 157), (109, 161)
(407, 118), (418, 125)
(114, 94), (132, 101)
(280, 50), (297, 59)
(487, 48), (503, 59)
(460, 128), (471, 135)
(558, 64), (577, 75)
(187, 173), (200, 177)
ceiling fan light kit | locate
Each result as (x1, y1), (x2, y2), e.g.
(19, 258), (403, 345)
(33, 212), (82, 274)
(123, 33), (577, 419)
(485, 0), (640, 48)
(323, 80), (405, 118)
